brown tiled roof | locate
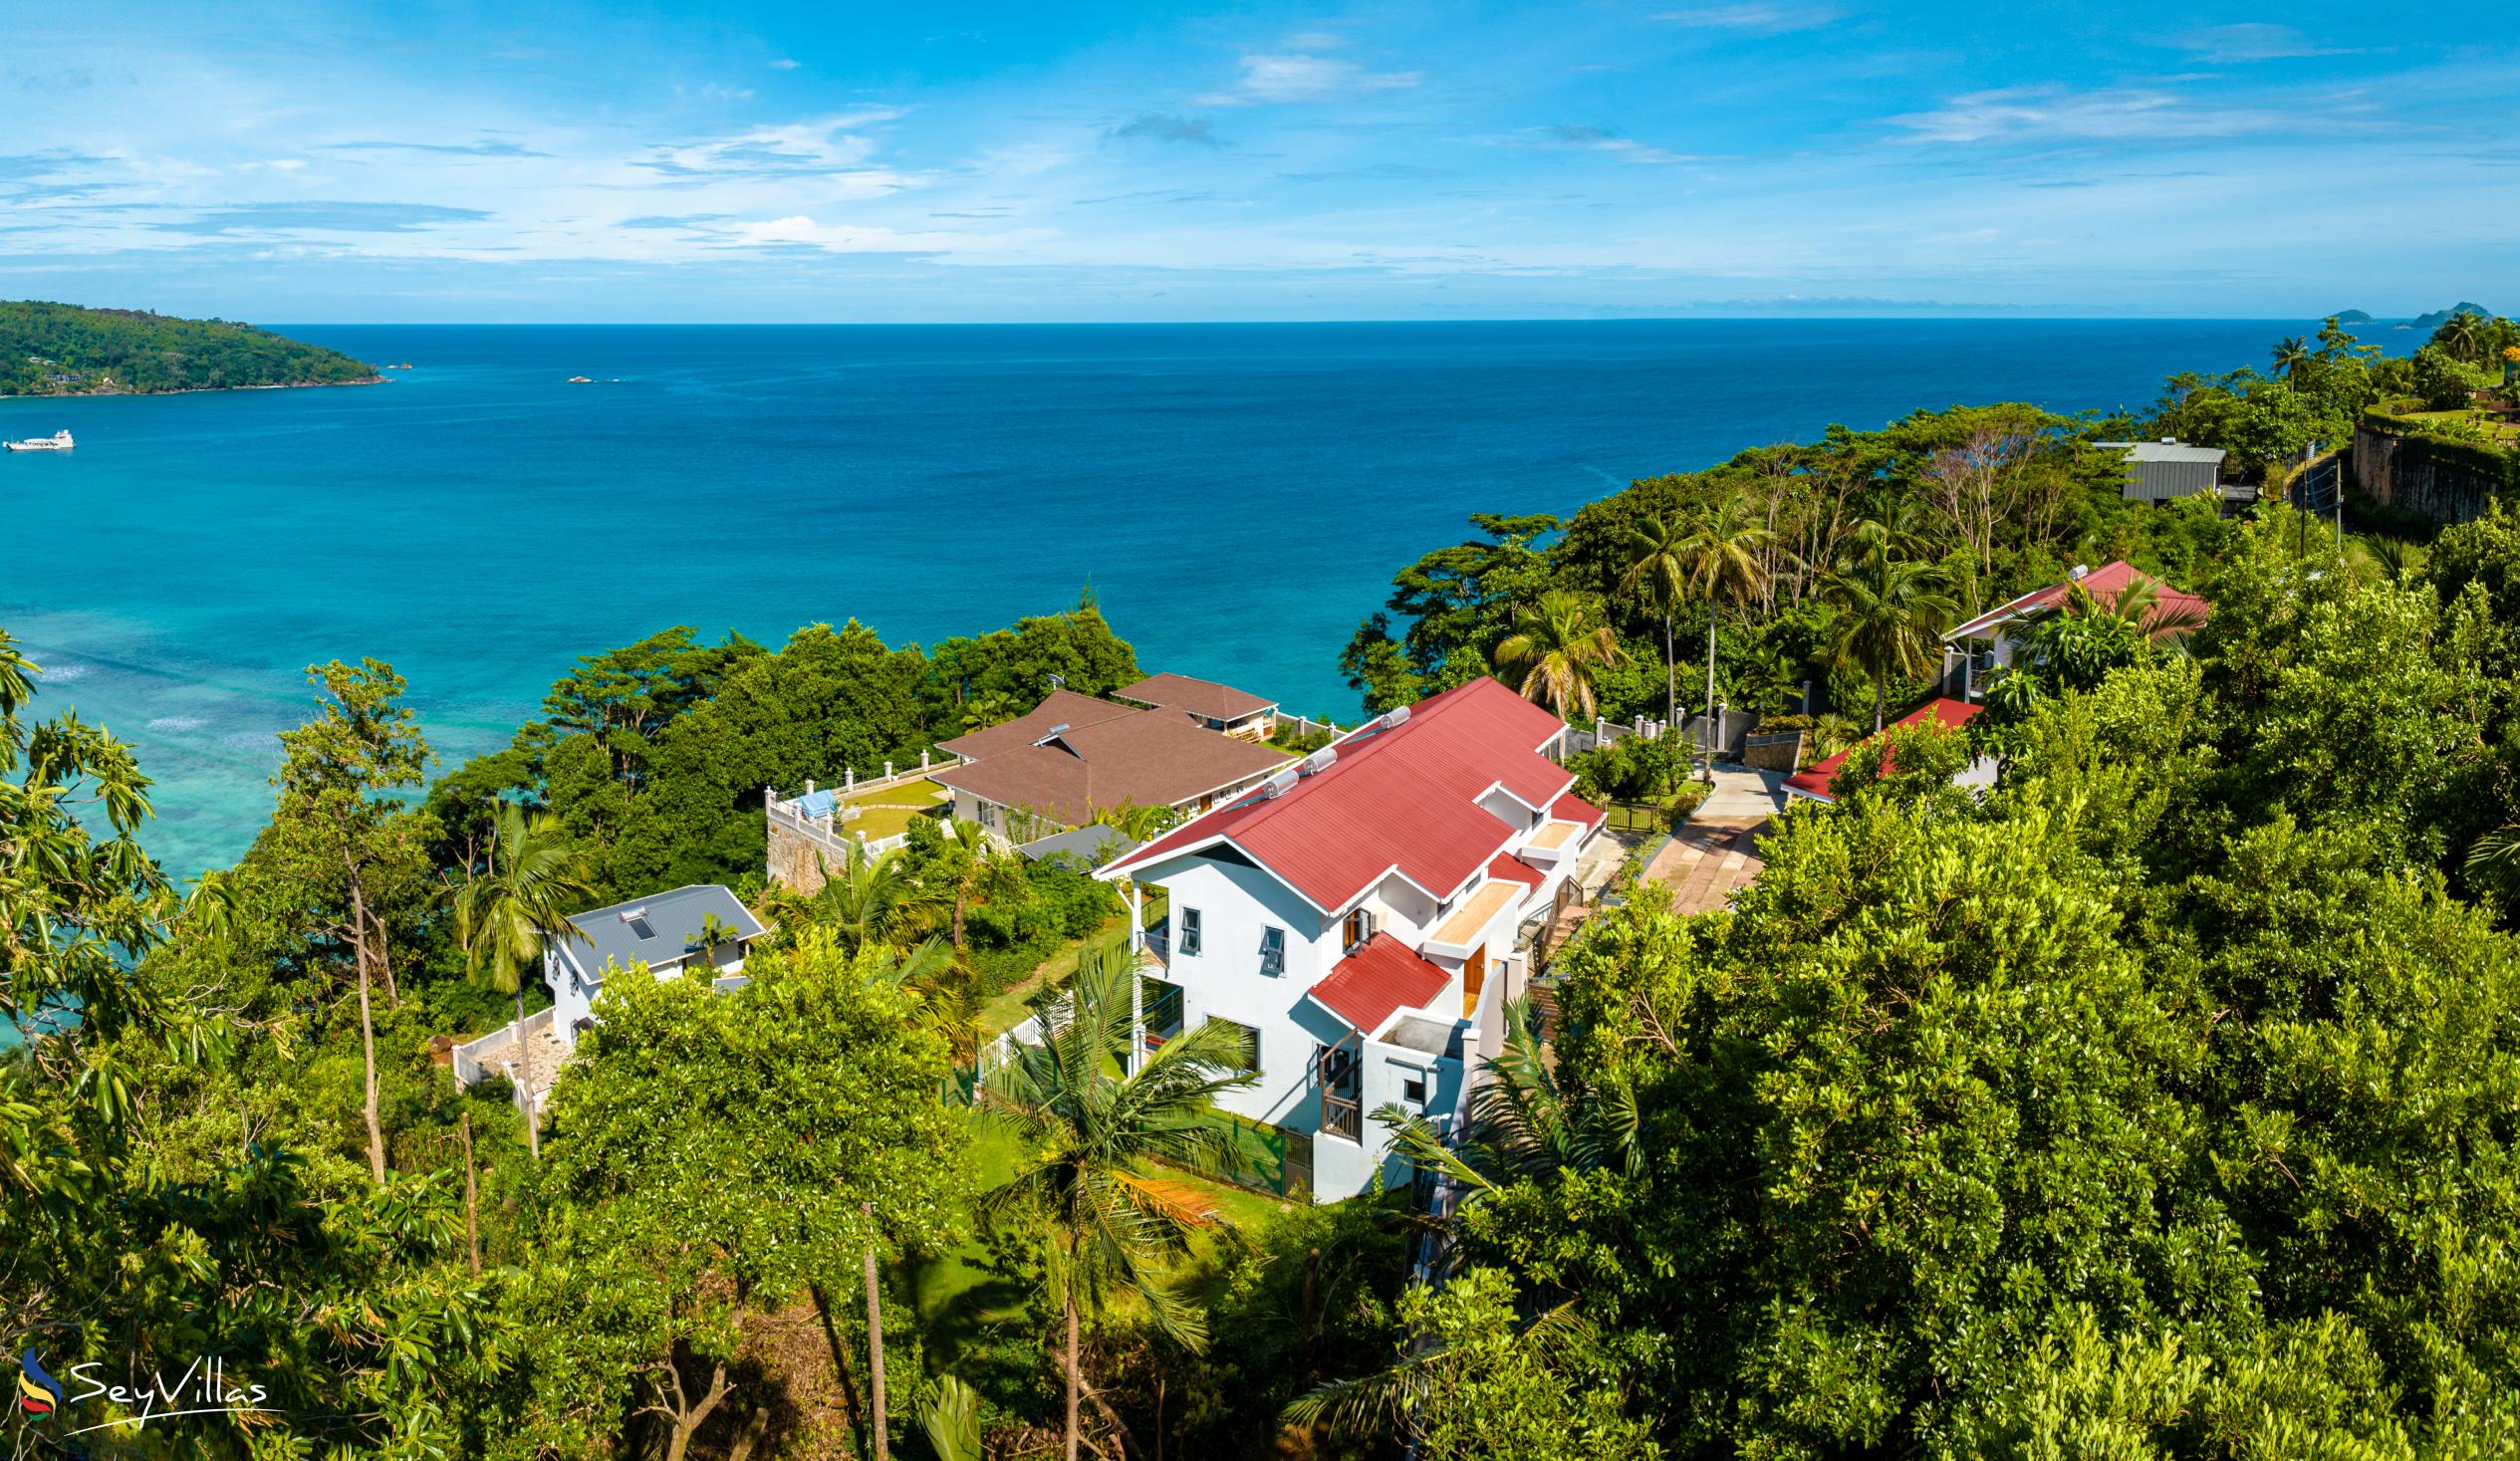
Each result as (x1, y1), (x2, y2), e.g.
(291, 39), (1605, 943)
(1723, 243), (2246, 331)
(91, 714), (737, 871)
(1115, 672), (1277, 722)
(932, 699), (1290, 826)
(936, 689), (1139, 762)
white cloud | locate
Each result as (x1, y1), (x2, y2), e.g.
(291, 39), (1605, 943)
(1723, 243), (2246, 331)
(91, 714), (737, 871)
(1529, 125), (1701, 164)
(641, 111), (911, 186)
(769, 58), (802, 71)
(1888, 87), (2285, 145)
(2173, 24), (2355, 64)
(725, 214), (1052, 259)
(1199, 53), (1420, 106)
(1651, 3), (1841, 34)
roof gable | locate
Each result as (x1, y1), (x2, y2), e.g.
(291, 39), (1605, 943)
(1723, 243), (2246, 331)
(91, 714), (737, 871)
(1946, 561), (2212, 642)
(1105, 677), (1575, 909)
(933, 698), (1290, 826)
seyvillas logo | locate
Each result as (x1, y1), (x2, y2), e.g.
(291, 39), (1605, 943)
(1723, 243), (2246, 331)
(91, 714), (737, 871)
(14, 1350), (61, 1418)
(8, 1349), (275, 1437)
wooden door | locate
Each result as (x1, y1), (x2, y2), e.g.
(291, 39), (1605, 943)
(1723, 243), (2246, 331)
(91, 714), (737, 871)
(1463, 945), (1487, 1019)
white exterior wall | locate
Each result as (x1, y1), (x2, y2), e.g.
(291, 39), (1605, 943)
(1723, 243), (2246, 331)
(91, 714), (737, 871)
(545, 945), (750, 1052)
(1139, 851), (1497, 1199)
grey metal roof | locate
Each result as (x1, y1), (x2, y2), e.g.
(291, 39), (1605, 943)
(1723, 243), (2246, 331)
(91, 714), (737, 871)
(1018, 825), (1139, 865)
(557, 884), (764, 985)
(2122, 442), (2226, 464)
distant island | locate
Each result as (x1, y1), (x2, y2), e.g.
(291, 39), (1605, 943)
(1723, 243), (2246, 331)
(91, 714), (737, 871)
(2409, 301), (2495, 332)
(0, 301), (379, 396)
(2330, 308), (2375, 325)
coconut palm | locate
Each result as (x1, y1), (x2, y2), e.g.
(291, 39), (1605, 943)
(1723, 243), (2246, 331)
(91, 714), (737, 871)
(1822, 555), (1956, 732)
(1493, 591), (1622, 722)
(931, 819), (1029, 953)
(1677, 498), (1782, 725)
(2442, 310), (2488, 365)
(980, 949), (1259, 1461)
(814, 840), (929, 951)
(454, 801), (593, 1161)
(1617, 514), (1690, 729)
(2271, 336), (2312, 382)
(2031, 572), (2207, 644)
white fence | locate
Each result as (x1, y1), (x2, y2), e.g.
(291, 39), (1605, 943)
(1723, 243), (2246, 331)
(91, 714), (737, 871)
(767, 752), (959, 863)
(450, 1007), (555, 1118)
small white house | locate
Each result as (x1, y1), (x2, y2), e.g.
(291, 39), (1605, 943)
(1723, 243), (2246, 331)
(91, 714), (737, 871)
(1097, 676), (1605, 1201)
(545, 884), (766, 1052)
(1939, 560), (2212, 700)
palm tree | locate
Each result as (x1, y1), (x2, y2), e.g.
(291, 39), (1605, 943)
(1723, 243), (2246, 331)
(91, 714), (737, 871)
(1822, 555), (1956, 732)
(454, 802), (593, 1162)
(1676, 498), (1781, 726)
(1617, 514), (1690, 729)
(864, 935), (983, 1060)
(2022, 572), (2206, 645)
(1493, 591), (1622, 722)
(2271, 336), (2312, 383)
(814, 841), (928, 951)
(980, 949), (1259, 1461)
(2442, 310), (2488, 365)
(1374, 998), (1639, 1225)
(932, 820), (1028, 953)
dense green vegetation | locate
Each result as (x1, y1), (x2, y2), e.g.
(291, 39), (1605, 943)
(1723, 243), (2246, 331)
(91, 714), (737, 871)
(0, 300), (381, 395)
(1387, 509), (2520, 1454)
(13, 315), (2520, 1458)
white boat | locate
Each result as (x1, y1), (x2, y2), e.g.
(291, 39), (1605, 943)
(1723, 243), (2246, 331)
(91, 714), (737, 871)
(5, 430), (73, 452)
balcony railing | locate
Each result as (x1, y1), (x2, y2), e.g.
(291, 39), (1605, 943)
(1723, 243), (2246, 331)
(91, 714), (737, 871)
(1323, 1091), (1363, 1142)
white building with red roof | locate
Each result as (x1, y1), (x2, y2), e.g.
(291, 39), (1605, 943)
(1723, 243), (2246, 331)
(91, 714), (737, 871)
(1096, 675), (1606, 1199)
(1782, 697), (1993, 806)
(1940, 560), (2211, 700)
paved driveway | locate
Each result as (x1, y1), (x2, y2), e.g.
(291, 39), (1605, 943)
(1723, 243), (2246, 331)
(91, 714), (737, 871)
(1642, 767), (1788, 915)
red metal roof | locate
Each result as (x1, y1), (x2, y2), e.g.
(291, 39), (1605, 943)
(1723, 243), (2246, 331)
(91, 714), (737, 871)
(1102, 676), (1574, 910)
(1946, 561), (2211, 642)
(1309, 933), (1453, 1035)
(1784, 697), (1984, 805)
(1552, 791), (1606, 827)
(1486, 852), (1547, 886)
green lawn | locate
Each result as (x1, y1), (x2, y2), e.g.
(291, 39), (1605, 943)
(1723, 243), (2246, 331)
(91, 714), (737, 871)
(842, 777), (951, 841)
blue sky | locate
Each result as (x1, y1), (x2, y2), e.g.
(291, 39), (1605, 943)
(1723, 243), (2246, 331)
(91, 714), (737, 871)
(4, 2), (2512, 321)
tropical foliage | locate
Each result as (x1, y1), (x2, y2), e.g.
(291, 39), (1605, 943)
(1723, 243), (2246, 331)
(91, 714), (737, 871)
(0, 299), (378, 394)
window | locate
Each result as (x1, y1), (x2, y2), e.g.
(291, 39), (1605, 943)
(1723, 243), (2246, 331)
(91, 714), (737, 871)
(1209, 1017), (1260, 1074)
(1259, 925), (1286, 977)
(1180, 907), (1203, 957)
(1401, 1076), (1427, 1107)
(1343, 906), (1377, 951)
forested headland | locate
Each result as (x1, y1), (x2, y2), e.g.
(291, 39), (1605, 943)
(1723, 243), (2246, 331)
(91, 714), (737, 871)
(0, 300), (381, 395)
(9, 311), (2520, 1458)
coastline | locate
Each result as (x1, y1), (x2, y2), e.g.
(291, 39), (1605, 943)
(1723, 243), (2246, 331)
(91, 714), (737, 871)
(1, 375), (387, 400)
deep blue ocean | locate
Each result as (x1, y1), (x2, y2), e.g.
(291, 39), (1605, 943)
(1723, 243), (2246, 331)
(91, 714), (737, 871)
(0, 320), (2386, 875)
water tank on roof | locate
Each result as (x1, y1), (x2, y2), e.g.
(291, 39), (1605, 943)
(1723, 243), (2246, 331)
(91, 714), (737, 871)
(1300, 747), (1338, 776)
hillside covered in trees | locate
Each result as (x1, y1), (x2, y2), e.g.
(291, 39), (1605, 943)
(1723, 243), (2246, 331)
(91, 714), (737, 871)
(0, 300), (379, 394)
(10, 316), (2520, 1458)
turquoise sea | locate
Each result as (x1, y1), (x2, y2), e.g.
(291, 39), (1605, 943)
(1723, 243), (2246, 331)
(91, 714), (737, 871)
(0, 320), (2373, 875)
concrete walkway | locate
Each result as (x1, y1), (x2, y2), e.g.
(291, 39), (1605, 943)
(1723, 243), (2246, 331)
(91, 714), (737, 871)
(1641, 767), (1789, 915)
(1696, 765), (1790, 822)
